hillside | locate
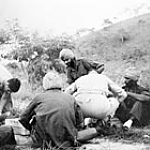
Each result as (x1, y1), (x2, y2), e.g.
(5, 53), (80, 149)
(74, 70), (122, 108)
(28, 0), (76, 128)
(76, 13), (150, 88)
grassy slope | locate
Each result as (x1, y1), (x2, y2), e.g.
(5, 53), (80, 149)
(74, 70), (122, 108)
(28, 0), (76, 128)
(76, 13), (150, 88)
(3, 13), (150, 150)
(76, 13), (150, 149)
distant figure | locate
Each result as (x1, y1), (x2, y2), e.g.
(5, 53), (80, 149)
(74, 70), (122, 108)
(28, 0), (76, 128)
(115, 67), (150, 131)
(0, 63), (21, 118)
(59, 48), (104, 84)
(65, 70), (127, 121)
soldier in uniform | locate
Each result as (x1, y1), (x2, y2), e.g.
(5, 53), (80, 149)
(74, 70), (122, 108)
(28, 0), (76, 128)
(59, 48), (104, 84)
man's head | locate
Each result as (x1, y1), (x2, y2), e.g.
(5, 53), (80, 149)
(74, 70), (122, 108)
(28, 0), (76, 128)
(124, 67), (140, 85)
(59, 49), (75, 66)
(43, 71), (63, 90)
(7, 78), (21, 92)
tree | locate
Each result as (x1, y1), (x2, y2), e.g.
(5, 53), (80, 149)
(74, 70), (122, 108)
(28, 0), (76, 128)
(0, 19), (76, 89)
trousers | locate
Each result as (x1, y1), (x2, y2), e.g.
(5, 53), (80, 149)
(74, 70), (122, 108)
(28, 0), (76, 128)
(0, 125), (16, 147)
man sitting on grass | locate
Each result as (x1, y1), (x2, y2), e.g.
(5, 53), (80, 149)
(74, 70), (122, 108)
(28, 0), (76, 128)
(16, 71), (105, 149)
(115, 67), (150, 131)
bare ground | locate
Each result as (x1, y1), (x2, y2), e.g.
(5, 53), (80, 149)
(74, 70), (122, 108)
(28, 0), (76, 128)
(80, 141), (150, 150)
(3, 127), (150, 150)
(79, 127), (150, 150)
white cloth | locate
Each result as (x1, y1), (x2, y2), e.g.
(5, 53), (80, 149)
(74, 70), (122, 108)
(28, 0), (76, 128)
(65, 72), (127, 119)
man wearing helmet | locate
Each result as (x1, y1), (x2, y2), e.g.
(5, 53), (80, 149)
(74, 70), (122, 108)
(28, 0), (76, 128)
(115, 67), (150, 131)
(17, 71), (106, 149)
(59, 48), (104, 84)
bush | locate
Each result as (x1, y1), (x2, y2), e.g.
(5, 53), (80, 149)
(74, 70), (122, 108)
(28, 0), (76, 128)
(122, 47), (147, 61)
(28, 56), (66, 89)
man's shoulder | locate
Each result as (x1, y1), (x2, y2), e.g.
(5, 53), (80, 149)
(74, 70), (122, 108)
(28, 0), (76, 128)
(76, 58), (96, 66)
(76, 58), (91, 68)
(77, 57), (89, 62)
(77, 58), (103, 65)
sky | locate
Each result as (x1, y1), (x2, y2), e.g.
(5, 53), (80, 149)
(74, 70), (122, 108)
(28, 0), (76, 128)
(0, 0), (150, 35)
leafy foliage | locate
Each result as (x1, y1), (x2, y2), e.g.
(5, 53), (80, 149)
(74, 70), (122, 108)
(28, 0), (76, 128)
(0, 20), (76, 88)
(28, 57), (67, 90)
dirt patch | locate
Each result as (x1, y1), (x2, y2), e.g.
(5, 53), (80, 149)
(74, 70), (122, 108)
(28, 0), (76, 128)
(81, 140), (150, 150)
(80, 127), (150, 150)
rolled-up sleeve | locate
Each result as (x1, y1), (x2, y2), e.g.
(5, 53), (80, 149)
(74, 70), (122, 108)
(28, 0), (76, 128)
(19, 99), (37, 131)
(65, 83), (77, 95)
(107, 77), (127, 103)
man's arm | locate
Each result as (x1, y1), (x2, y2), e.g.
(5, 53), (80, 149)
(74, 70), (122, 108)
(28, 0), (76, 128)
(19, 98), (37, 130)
(66, 67), (76, 84)
(65, 82), (77, 95)
(0, 92), (10, 115)
(107, 76), (127, 103)
(126, 91), (150, 102)
(83, 59), (104, 74)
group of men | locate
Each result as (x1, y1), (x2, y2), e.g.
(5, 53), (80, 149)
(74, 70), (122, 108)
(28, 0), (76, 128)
(0, 48), (150, 149)
(60, 49), (150, 130)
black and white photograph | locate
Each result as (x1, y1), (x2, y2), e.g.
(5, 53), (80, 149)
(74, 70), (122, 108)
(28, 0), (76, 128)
(0, 0), (150, 149)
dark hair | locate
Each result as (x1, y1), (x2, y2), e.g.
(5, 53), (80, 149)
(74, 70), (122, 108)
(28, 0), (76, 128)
(7, 78), (21, 92)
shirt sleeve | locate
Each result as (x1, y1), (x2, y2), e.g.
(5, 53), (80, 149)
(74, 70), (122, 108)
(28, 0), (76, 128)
(139, 86), (150, 96)
(80, 59), (92, 71)
(65, 82), (77, 95)
(19, 98), (38, 130)
(66, 67), (76, 84)
(82, 59), (105, 74)
(107, 76), (127, 103)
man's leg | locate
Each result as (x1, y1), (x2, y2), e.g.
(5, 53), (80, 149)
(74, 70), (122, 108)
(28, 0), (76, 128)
(139, 102), (150, 126)
(77, 127), (99, 142)
(0, 125), (16, 147)
(115, 102), (129, 123)
(123, 101), (142, 129)
(130, 101), (142, 121)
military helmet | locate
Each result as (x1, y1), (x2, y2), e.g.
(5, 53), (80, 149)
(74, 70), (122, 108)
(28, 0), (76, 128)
(59, 49), (75, 60)
(43, 71), (62, 90)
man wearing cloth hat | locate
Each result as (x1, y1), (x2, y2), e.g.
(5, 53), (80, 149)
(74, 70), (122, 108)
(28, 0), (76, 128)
(59, 48), (104, 84)
(115, 67), (150, 131)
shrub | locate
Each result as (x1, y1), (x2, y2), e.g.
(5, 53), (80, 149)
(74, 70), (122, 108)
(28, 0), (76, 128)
(27, 56), (66, 90)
